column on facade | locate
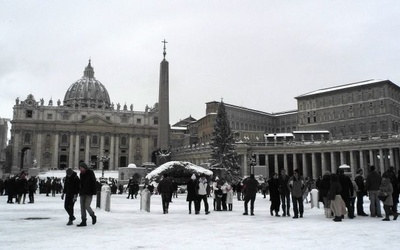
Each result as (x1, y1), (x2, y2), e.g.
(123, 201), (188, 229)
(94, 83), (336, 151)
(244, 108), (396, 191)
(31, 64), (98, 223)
(369, 150), (374, 168)
(274, 154), (279, 174)
(330, 152), (336, 171)
(36, 133), (42, 170)
(340, 151), (345, 165)
(114, 135), (120, 169)
(74, 134), (80, 169)
(379, 149), (385, 174)
(85, 134), (90, 165)
(293, 153), (297, 171)
(283, 153), (288, 172)
(359, 150), (365, 173)
(265, 154), (269, 178)
(350, 150), (355, 178)
(68, 134), (74, 169)
(100, 134), (104, 170)
(321, 152), (327, 175)
(110, 135), (115, 170)
(311, 152), (317, 179)
(389, 148), (395, 168)
(52, 134), (59, 169)
(128, 135), (134, 164)
(302, 153), (307, 177)
(243, 154), (248, 176)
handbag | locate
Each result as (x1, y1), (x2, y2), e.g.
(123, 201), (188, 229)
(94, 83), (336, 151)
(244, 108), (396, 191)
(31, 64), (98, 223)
(378, 195), (387, 202)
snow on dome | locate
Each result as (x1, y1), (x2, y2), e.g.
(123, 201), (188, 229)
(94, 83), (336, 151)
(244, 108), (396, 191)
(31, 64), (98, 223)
(145, 161), (213, 180)
(127, 163), (137, 168)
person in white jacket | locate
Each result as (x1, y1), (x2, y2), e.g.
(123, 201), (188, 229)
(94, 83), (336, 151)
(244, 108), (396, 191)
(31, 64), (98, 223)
(197, 174), (210, 215)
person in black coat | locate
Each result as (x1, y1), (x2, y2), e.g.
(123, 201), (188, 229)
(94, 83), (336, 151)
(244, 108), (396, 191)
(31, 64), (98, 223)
(17, 171), (28, 204)
(354, 168), (368, 216)
(318, 171), (331, 218)
(27, 176), (37, 203)
(243, 174), (259, 216)
(268, 173), (281, 216)
(77, 162), (97, 227)
(157, 174), (173, 214)
(337, 168), (354, 219)
(62, 168), (80, 225)
(186, 174), (198, 214)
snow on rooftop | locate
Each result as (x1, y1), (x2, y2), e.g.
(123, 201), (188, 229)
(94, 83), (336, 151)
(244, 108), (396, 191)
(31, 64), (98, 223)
(296, 79), (387, 98)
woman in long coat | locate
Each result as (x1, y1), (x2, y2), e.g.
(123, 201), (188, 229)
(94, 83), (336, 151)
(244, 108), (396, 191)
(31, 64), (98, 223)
(380, 172), (398, 221)
(328, 173), (347, 222)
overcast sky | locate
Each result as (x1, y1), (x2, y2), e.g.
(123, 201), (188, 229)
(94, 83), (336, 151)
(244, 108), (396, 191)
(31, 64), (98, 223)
(1, 1), (400, 127)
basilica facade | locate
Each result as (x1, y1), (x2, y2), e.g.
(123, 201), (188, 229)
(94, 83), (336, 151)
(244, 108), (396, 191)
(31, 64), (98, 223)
(10, 61), (159, 172)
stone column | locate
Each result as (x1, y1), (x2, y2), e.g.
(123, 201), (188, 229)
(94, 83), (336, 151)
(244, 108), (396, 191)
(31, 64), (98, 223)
(283, 153), (288, 172)
(369, 150), (374, 167)
(274, 154), (279, 174)
(265, 154), (269, 178)
(69, 134), (74, 169)
(330, 152), (336, 172)
(379, 149), (385, 174)
(321, 152), (327, 174)
(75, 134), (80, 169)
(36, 133), (42, 170)
(302, 153), (307, 177)
(311, 152), (317, 179)
(129, 135), (134, 164)
(359, 150), (365, 173)
(340, 151), (345, 165)
(390, 148), (395, 167)
(100, 134), (104, 170)
(85, 134), (90, 165)
(350, 150), (355, 178)
(293, 153), (297, 171)
(110, 135), (115, 170)
(243, 154), (249, 176)
(53, 133), (59, 169)
(114, 135), (120, 169)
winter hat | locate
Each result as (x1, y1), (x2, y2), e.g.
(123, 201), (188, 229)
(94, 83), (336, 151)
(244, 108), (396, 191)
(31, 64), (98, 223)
(79, 162), (89, 170)
(356, 168), (363, 174)
(191, 174), (196, 180)
(66, 168), (74, 176)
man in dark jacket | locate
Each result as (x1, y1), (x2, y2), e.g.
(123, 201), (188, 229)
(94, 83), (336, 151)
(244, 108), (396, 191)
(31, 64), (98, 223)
(62, 168), (80, 225)
(243, 174), (259, 216)
(354, 168), (368, 216)
(337, 168), (354, 219)
(77, 162), (97, 227)
(279, 168), (291, 217)
(157, 174), (173, 214)
(365, 165), (382, 217)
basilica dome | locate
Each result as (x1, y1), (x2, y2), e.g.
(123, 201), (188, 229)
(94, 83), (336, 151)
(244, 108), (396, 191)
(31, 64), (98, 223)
(63, 60), (111, 109)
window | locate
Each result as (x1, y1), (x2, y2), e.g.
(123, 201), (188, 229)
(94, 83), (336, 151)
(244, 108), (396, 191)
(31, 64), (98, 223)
(105, 137), (110, 146)
(121, 117), (128, 123)
(136, 118), (142, 124)
(81, 115), (86, 120)
(121, 136), (127, 146)
(80, 136), (85, 146)
(24, 133), (31, 144)
(106, 116), (111, 121)
(61, 134), (68, 144)
(62, 112), (69, 120)
(154, 117), (158, 125)
(26, 110), (33, 118)
(92, 135), (98, 146)
(47, 114), (53, 120)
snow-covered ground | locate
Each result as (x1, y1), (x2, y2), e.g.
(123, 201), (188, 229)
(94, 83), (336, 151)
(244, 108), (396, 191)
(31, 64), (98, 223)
(0, 191), (398, 250)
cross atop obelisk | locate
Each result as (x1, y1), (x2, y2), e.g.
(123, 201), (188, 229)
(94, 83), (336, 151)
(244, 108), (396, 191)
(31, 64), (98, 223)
(162, 39), (168, 59)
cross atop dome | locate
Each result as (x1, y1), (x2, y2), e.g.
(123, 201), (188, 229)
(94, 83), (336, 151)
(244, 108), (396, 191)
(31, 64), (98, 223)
(84, 59), (94, 78)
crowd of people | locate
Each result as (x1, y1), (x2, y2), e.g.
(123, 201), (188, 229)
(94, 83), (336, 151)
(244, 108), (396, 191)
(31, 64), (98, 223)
(2, 163), (399, 224)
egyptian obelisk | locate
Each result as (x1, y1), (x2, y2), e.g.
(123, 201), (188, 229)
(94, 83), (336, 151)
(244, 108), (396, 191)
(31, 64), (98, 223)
(157, 39), (170, 163)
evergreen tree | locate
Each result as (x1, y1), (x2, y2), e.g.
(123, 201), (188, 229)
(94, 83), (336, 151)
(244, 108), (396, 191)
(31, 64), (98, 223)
(210, 101), (241, 182)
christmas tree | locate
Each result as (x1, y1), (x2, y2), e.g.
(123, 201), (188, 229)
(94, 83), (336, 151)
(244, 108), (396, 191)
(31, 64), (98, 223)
(210, 101), (241, 183)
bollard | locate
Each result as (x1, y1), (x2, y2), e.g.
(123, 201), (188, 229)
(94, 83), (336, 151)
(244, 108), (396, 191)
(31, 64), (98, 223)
(100, 185), (111, 212)
(140, 188), (151, 212)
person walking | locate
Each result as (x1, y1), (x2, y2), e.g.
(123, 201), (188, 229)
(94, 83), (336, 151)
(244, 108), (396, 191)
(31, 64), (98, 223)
(354, 168), (368, 216)
(186, 174), (198, 214)
(337, 168), (354, 219)
(157, 174), (173, 214)
(17, 171), (28, 204)
(77, 162), (97, 227)
(365, 165), (382, 218)
(288, 169), (306, 219)
(61, 168), (80, 225)
(127, 177), (135, 199)
(243, 174), (259, 216)
(196, 174), (210, 215)
(279, 168), (291, 217)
